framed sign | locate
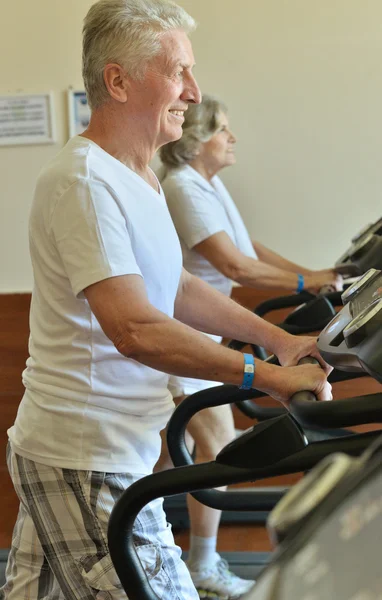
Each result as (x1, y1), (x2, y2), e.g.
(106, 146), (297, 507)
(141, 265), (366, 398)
(68, 89), (91, 138)
(0, 92), (56, 146)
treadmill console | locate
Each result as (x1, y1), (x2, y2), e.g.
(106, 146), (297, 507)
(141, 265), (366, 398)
(317, 269), (382, 379)
(335, 233), (382, 276)
(244, 445), (382, 600)
(342, 268), (382, 315)
(352, 217), (382, 243)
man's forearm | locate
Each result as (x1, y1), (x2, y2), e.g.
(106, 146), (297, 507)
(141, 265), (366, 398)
(174, 271), (291, 353)
(85, 273), (285, 392)
(84, 274), (329, 405)
(114, 307), (287, 398)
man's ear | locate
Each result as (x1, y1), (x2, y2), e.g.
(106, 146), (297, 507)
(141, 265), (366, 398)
(103, 63), (129, 103)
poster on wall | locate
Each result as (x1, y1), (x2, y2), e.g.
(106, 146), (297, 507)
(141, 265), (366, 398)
(0, 92), (56, 146)
(67, 89), (91, 138)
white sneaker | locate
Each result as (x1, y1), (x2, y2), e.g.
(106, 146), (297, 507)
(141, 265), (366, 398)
(187, 557), (255, 599)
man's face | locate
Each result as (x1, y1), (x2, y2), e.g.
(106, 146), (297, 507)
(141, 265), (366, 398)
(127, 29), (201, 148)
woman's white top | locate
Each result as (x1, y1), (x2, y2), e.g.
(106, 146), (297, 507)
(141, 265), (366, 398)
(162, 164), (258, 397)
(161, 164), (257, 297)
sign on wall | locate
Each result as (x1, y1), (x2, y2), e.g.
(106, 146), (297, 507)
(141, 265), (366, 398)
(0, 92), (56, 146)
(67, 89), (91, 138)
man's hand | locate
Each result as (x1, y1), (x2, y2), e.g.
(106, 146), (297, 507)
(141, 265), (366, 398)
(274, 334), (333, 375)
(268, 363), (333, 407)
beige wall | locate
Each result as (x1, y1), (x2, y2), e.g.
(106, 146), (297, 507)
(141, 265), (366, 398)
(1, 0), (381, 292)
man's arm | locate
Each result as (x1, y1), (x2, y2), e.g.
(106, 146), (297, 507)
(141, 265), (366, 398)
(174, 269), (291, 351)
(193, 232), (341, 292)
(175, 269), (331, 373)
(84, 273), (332, 405)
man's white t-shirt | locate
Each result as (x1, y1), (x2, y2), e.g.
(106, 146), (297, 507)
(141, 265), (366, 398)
(161, 164), (257, 297)
(8, 136), (183, 474)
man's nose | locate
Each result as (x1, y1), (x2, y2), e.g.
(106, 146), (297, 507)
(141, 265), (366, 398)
(182, 72), (202, 105)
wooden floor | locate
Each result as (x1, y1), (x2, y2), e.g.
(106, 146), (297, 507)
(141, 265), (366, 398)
(0, 291), (381, 555)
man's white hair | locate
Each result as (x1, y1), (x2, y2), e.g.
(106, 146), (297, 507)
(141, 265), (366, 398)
(82, 0), (196, 110)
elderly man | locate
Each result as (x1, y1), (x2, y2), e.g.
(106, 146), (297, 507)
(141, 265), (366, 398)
(0, 1), (331, 599)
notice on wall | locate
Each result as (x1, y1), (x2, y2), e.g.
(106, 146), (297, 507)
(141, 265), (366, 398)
(67, 89), (91, 138)
(0, 93), (56, 146)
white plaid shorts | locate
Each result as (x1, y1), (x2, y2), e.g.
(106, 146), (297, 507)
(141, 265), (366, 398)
(0, 444), (198, 600)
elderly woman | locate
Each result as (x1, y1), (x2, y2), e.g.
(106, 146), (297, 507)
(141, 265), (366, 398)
(2, 3), (333, 600)
(158, 94), (341, 595)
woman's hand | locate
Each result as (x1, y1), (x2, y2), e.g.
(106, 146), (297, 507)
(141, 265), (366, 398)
(305, 269), (343, 294)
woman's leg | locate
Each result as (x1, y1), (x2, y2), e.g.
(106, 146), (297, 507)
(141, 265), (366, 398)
(155, 399), (255, 599)
(184, 402), (234, 540)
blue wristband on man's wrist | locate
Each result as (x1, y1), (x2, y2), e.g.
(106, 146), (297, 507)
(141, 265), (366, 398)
(239, 353), (255, 390)
(296, 273), (305, 293)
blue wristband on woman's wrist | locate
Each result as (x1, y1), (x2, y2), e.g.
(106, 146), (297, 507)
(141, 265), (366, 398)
(239, 353), (255, 390)
(296, 273), (305, 293)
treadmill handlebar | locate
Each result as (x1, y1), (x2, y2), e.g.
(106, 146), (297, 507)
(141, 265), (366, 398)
(107, 432), (382, 600)
(235, 368), (366, 423)
(228, 293), (315, 352)
(289, 356), (382, 428)
(254, 291), (315, 317)
(229, 292), (344, 353)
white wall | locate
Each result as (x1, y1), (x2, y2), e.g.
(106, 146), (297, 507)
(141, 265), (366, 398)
(0, 1), (94, 292)
(1, 0), (381, 291)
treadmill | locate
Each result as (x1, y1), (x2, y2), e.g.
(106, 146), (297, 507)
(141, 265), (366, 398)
(107, 267), (382, 599)
(242, 439), (382, 599)
(230, 218), (382, 360)
(162, 272), (380, 533)
(351, 215), (382, 243)
(164, 222), (382, 529)
(164, 268), (382, 575)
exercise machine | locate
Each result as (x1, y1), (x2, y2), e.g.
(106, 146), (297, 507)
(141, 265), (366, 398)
(163, 269), (382, 530)
(107, 269), (382, 598)
(229, 216), (382, 360)
(242, 435), (382, 598)
(351, 216), (382, 243)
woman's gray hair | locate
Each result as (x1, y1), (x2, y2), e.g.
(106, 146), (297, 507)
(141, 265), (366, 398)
(159, 94), (227, 169)
(82, 0), (196, 110)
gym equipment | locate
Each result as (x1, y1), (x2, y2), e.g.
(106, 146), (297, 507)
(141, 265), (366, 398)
(166, 269), (382, 515)
(351, 215), (382, 243)
(335, 233), (382, 277)
(233, 266), (382, 418)
(243, 436), (382, 598)
(229, 292), (338, 360)
(162, 366), (353, 531)
(163, 268), (382, 530)
(109, 425), (380, 599)
(107, 269), (382, 599)
(162, 227), (377, 532)
(230, 217), (382, 360)
(335, 219), (382, 277)
(0, 550), (7, 587)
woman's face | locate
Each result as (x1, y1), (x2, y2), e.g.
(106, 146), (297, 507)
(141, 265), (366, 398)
(200, 111), (237, 173)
